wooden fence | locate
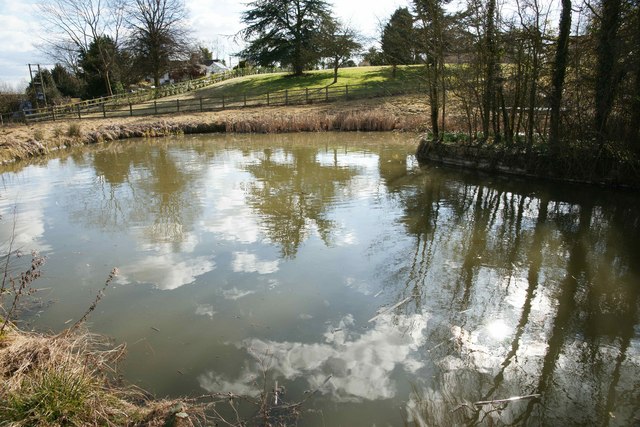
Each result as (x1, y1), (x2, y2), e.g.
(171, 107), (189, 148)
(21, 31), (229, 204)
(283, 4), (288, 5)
(15, 80), (424, 124)
(1, 67), (280, 126)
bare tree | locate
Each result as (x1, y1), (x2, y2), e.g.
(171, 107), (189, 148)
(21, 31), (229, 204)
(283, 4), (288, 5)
(414, 0), (449, 140)
(516, 0), (552, 148)
(482, 0), (499, 141)
(38, 0), (125, 95)
(125, 0), (191, 88)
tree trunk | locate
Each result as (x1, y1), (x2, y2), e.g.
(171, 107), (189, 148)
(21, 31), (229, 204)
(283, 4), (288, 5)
(430, 84), (440, 139)
(104, 71), (113, 96)
(526, 43), (540, 149)
(549, 0), (572, 149)
(629, 6), (640, 147)
(482, 0), (498, 142)
(595, 0), (622, 145)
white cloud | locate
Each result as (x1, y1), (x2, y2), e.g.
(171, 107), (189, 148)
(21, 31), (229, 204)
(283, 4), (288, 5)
(0, 0), (408, 85)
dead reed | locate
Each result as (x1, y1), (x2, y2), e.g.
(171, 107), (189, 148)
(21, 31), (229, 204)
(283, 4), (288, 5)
(223, 109), (422, 134)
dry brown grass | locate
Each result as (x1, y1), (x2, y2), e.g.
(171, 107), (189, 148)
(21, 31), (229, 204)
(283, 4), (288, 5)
(0, 95), (431, 164)
(0, 325), (203, 426)
(0, 255), (201, 426)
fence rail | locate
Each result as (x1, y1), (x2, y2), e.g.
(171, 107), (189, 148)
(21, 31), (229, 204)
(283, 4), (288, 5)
(13, 80), (424, 124)
(1, 67), (281, 126)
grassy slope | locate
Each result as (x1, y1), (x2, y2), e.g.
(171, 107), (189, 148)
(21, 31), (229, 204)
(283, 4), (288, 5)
(176, 66), (426, 100)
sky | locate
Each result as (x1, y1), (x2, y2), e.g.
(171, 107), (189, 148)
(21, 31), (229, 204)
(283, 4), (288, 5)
(0, 0), (409, 90)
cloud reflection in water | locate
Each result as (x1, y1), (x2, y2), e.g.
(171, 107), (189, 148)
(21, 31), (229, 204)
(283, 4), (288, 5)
(198, 312), (428, 402)
(232, 251), (279, 274)
(117, 253), (215, 290)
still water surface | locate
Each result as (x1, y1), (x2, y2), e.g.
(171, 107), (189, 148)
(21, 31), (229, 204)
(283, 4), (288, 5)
(1, 133), (639, 426)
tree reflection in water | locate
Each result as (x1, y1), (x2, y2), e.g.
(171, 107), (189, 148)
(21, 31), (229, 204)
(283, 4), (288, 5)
(243, 146), (358, 258)
(4, 135), (637, 425)
(83, 141), (205, 247)
(382, 166), (640, 426)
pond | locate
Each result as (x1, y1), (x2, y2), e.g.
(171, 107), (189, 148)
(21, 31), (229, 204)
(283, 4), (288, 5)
(1, 132), (639, 426)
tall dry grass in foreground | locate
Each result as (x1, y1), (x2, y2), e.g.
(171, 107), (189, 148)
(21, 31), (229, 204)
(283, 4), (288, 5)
(0, 237), (201, 426)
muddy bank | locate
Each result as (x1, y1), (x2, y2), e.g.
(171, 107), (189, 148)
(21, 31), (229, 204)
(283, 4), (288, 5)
(0, 96), (428, 164)
(416, 138), (640, 189)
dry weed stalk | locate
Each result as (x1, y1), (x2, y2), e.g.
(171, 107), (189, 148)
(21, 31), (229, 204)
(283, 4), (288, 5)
(1, 209), (46, 335)
(61, 267), (119, 338)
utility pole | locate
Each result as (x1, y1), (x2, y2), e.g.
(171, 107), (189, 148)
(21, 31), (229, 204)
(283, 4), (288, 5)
(28, 63), (48, 108)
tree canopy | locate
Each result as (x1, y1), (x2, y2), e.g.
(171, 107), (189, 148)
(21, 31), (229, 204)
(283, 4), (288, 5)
(318, 19), (362, 83)
(240, 0), (332, 75)
(381, 7), (416, 76)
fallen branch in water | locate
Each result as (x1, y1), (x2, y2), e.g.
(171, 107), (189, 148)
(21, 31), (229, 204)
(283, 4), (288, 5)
(368, 296), (413, 323)
(474, 393), (541, 407)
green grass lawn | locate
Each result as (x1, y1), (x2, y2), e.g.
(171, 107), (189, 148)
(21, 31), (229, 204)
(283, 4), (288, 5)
(178, 65), (426, 100)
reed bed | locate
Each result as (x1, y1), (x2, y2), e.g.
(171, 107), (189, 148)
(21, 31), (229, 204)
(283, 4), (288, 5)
(224, 109), (422, 133)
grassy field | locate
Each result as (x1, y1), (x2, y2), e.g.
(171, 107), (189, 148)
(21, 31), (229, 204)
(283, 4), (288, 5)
(175, 65), (426, 100)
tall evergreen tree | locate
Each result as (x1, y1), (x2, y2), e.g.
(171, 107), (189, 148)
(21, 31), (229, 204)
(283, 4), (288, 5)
(240, 0), (331, 75)
(51, 64), (86, 98)
(80, 36), (124, 97)
(381, 7), (415, 77)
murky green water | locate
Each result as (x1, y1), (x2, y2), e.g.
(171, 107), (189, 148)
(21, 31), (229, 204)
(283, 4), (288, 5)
(1, 133), (639, 426)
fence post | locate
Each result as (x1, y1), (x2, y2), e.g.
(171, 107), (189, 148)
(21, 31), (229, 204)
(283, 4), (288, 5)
(199, 97), (203, 112)
(77, 104), (81, 119)
(285, 90), (288, 106)
(51, 106), (56, 121)
(325, 86), (329, 102)
(305, 88), (309, 104)
(244, 94), (247, 107)
(154, 100), (158, 114)
(102, 103), (106, 118)
(177, 99), (180, 112)
(129, 102), (133, 116)
(267, 93), (270, 106)
(0, 113), (3, 126)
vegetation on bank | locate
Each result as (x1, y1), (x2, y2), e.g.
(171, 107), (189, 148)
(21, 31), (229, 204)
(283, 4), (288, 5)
(0, 96), (427, 165)
(0, 325), (195, 426)
(0, 249), (185, 426)
(416, 138), (640, 189)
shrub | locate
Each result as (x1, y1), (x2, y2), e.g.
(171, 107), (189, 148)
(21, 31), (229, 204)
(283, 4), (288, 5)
(67, 123), (82, 138)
